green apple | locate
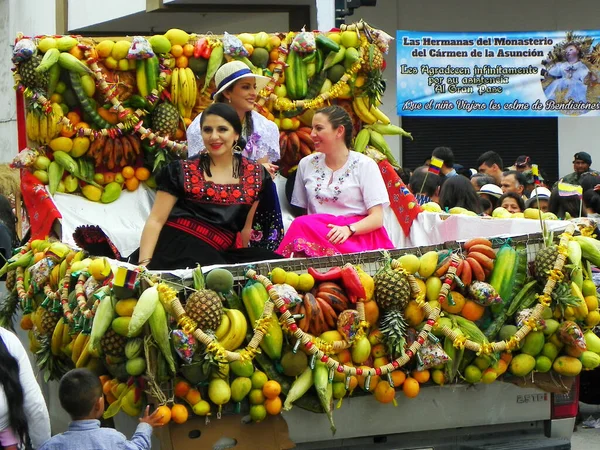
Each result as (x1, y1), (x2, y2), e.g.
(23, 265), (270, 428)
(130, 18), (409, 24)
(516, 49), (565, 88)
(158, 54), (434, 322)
(64, 175), (79, 193)
(273, 84), (287, 98)
(33, 155), (51, 171)
(57, 181), (66, 193)
(341, 31), (359, 48)
(55, 81), (67, 94)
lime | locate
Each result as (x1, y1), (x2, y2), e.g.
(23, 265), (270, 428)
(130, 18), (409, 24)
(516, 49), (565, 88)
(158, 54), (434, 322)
(271, 267), (287, 285)
(250, 370), (268, 389)
(464, 365), (482, 384)
(249, 404), (267, 423)
(284, 272), (300, 289)
(248, 388), (265, 405)
(297, 273), (315, 292)
(230, 358), (254, 378)
(535, 355), (552, 373)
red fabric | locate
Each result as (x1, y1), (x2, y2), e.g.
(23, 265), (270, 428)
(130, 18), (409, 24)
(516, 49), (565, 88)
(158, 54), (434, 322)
(20, 171), (61, 239)
(378, 160), (422, 237)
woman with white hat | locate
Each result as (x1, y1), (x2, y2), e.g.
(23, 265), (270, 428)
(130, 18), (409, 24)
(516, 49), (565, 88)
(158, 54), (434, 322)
(187, 61), (283, 250)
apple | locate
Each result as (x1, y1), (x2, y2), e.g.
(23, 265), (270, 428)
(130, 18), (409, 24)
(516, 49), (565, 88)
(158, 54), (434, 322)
(33, 155), (51, 171)
(57, 181), (66, 193)
(33, 170), (49, 184)
(273, 84), (287, 98)
(64, 175), (78, 192)
(114, 173), (125, 184)
(93, 173), (105, 185)
(327, 32), (341, 44)
(492, 207), (512, 218)
(104, 172), (116, 184)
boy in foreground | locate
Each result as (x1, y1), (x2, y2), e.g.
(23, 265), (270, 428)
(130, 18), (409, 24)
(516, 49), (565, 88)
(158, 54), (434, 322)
(39, 369), (164, 450)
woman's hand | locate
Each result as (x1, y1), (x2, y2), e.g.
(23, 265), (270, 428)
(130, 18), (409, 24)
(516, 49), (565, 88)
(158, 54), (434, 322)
(262, 162), (279, 178)
(327, 224), (353, 244)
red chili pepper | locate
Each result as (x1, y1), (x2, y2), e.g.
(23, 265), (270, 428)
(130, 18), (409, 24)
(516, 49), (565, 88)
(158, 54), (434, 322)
(194, 38), (207, 59)
(307, 266), (342, 282)
(340, 263), (366, 303)
(201, 44), (212, 59)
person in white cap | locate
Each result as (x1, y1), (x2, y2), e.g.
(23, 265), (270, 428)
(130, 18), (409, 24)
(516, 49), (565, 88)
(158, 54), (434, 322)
(187, 61), (283, 250)
(525, 186), (551, 212)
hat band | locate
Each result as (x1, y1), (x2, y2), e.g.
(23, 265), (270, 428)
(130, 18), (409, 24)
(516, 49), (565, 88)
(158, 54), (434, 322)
(217, 68), (253, 92)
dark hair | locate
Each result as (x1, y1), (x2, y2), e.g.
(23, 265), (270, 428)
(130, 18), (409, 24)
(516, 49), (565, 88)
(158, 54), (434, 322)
(395, 167), (412, 186)
(409, 166), (440, 197)
(479, 197), (493, 215)
(439, 175), (482, 213)
(471, 173), (496, 189)
(0, 194), (16, 246)
(476, 151), (503, 171)
(199, 103), (246, 177)
(583, 189), (600, 214)
(581, 174), (600, 193)
(548, 187), (586, 219)
(315, 105), (353, 148)
(432, 146), (454, 168)
(0, 335), (30, 446)
(59, 369), (103, 419)
(503, 170), (528, 188)
(214, 79), (255, 142)
(499, 192), (525, 212)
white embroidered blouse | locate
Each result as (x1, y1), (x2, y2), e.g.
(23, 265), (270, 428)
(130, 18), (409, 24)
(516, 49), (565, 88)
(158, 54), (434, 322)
(292, 151), (390, 216)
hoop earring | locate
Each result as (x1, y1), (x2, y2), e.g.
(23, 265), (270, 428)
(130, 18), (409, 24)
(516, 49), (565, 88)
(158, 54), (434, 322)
(233, 143), (242, 153)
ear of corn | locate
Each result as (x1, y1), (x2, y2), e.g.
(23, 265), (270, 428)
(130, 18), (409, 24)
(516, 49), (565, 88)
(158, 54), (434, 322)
(147, 301), (176, 374)
(574, 236), (600, 267)
(314, 362), (336, 434)
(128, 285), (159, 337)
(88, 293), (115, 353)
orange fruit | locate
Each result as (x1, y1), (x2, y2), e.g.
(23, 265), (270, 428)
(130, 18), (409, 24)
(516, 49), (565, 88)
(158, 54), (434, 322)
(391, 370), (406, 387)
(357, 367), (380, 391)
(402, 377), (420, 398)
(170, 404), (188, 424)
(155, 405), (172, 425)
(49, 93), (63, 104)
(347, 375), (358, 393)
(183, 44), (195, 57)
(74, 122), (90, 132)
(102, 380), (114, 396)
(20, 314), (33, 331)
(243, 43), (254, 56)
(262, 380), (281, 399)
(264, 396), (282, 415)
(373, 380), (396, 404)
(411, 369), (430, 384)
(174, 380), (191, 398)
(67, 111), (81, 126)
(69, 46), (84, 60)
(184, 388), (202, 406)
(60, 126), (76, 138)
(170, 45), (184, 57)
(461, 300), (485, 321)
(122, 166), (135, 179)
(125, 177), (140, 191)
(104, 392), (117, 404)
(269, 48), (279, 62)
(176, 55), (188, 68)
(175, 128), (185, 140)
(363, 300), (379, 325)
(135, 167), (150, 181)
(441, 291), (465, 314)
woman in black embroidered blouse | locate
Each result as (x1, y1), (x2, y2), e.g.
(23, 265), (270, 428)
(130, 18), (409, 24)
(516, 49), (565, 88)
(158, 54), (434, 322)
(133, 103), (282, 269)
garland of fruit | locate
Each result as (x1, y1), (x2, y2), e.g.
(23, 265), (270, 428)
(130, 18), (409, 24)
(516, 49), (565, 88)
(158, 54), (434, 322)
(12, 22), (411, 205)
(2, 225), (600, 430)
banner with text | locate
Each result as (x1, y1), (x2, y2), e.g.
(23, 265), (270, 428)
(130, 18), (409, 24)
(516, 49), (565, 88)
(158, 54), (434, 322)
(396, 30), (600, 117)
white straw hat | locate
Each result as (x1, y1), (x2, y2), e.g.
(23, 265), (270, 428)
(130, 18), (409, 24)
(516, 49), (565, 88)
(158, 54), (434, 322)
(477, 184), (503, 198)
(212, 61), (271, 99)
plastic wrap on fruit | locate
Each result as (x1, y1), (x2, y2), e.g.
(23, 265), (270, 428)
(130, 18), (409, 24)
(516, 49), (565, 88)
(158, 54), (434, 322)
(12, 39), (36, 63)
(127, 36), (154, 59)
(10, 147), (40, 169)
(291, 29), (316, 54)
(222, 32), (249, 57)
(406, 328), (450, 370)
(272, 283), (301, 308)
(468, 281), (501, 306)
(27, 257), (56, 292)
(83, 276), (101, 299)
(171, 329), (197, 363)
(337, 309), (360, 341)
(558, 320), (587, 352)
(364, 25), (394, 54)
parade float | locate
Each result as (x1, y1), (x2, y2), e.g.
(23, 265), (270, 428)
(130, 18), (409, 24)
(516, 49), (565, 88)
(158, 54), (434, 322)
(5, 22), (600, 450)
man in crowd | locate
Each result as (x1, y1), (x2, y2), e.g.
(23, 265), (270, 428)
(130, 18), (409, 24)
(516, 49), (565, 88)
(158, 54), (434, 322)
(431, 146), (458, 178)
(470, 173), (496, 191)
(476, 151), (504, 185)
(512, 155), (532, 172)
(561, 152), (599, 185)
(501, 170), (527, 199)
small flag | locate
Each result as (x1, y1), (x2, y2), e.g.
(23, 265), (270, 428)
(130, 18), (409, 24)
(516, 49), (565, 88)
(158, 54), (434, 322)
(429, 156), (443, 175)
(531, 164), (541, 186)
(557, 182), (582, 198)
(114, 266), (139, 290)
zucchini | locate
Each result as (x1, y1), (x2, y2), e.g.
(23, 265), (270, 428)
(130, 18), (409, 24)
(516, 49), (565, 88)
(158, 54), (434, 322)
(508, 244), (528, 303)
(69, 72), (112, 129)
(314, 48), (324, 76)
(315, 34), (340, 53)
(489, 244), (517, 315)
(306, 70), (328, 99)
(145, 55), (159, 93)
(284, 49), (297, 99)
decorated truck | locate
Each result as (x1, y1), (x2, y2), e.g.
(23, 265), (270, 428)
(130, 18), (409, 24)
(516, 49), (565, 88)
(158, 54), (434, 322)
(5, 22), (599, 450)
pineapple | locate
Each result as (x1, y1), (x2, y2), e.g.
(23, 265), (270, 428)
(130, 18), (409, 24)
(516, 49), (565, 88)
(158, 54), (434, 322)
(5, 270), (16, 292)
(18, 54), (48, 90)
(101, 329), (127, 357)
(374, 259), (411, 357)
(151, 102), (179, 137)
(185, 289), (223, 332)
(534, 245), (559, 285)
(38, 306), (60, 335)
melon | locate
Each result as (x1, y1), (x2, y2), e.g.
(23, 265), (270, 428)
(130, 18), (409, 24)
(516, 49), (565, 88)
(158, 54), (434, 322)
(205, 268), (234, 293)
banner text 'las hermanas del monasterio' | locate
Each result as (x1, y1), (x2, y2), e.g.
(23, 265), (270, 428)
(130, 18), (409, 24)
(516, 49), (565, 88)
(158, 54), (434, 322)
(396, 30), (600, 117)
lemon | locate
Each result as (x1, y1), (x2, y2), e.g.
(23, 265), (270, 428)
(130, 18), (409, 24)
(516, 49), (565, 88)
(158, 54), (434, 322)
(297, 273), (315, 292)
(464, 365), (482, 384)
(398, 254), (420, 274)
(284, 272), (300, 289)
(270, 267), (287, 284)
(249, 404), (267, 423)
(89, 257), (111, 281)
(250, 370), (268, 389)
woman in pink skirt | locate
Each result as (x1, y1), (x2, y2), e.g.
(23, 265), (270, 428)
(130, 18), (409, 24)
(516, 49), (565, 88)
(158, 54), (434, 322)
(276, 105), (394, 258)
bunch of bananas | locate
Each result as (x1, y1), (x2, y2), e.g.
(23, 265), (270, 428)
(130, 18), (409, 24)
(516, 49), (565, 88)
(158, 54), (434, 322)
(214, 308), (248, 351)
(26, 103), (64, 145)
(171, 67), (197, 119)
(352, 96), (390, 125)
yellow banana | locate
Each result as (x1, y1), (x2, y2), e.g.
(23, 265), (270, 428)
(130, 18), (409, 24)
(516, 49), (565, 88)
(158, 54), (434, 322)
(61, 320), (72, 348)
(220, 309), (247, 351)
(178, 67), (189, 117)
(71, 332), (89, 364)
(214, 313), (231, 341)
(370, 104), (391, 125)
(49, 103), (64, 139)
(76, 339), (92, 368)
(27, 112), (39, 142)
(51, 319), (65, 356)
(171, 67), (179, 106)
(352, 97), (377, 124)
(39, 113), (48, 144)
(186, 68), (197, 107)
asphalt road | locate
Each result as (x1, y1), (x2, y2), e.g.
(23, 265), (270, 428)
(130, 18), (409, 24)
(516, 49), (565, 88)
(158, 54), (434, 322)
(572, 402), (600, 449)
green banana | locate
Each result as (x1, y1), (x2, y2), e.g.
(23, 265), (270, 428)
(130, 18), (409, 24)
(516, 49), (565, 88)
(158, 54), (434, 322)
(47, 64), (61, 96)
(0, 250), (33, 277)
(241, 282), (283, 361)
(136, 59), (148, 98)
